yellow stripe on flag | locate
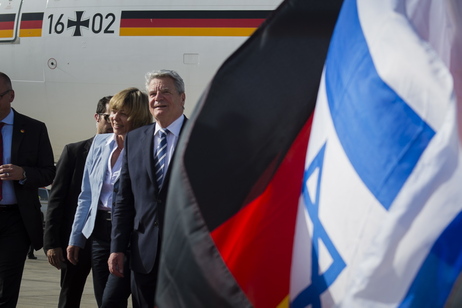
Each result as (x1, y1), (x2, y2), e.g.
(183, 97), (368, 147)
(0, 29), (14, 38)
(19, 29), (42, 37)
(276, 295), (290, 308)
(120, 27), (256, 37)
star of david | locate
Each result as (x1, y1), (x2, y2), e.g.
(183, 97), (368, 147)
(292, 143), (346, 308)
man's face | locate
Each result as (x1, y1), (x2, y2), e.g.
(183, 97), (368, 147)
(148, 77), (185, 128)
(96, 103), (113, 134)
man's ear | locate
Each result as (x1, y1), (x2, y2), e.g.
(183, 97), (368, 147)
(9, 90), (15, 103)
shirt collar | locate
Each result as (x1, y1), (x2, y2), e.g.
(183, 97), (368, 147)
(2, 109), (14, 125)
(155, 114), (184, 137)
(104, 133), (118, 146)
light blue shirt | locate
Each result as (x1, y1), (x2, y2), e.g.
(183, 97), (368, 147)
(1, 109), (17, 204)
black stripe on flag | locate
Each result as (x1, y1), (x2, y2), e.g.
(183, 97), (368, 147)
(121, 10), (272, 19)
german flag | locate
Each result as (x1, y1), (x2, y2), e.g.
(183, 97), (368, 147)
(156, 0), (342, 307)
(120, 10), (271, 37)
(0, 14), (15, 39)
(19, 13), (44, 37)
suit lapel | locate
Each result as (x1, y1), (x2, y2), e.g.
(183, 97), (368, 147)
(11, 110), (25, 164)
(141, 124), (156, 186)
(95, 136), (112, 192)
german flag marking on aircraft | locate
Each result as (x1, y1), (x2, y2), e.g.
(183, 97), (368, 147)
(19, 13), (44, 37)
(120, 10), (271, 36)
(0, 14), (15, 38)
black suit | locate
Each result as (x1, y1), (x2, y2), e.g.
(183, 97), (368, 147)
(44, 138), (93, 308)
(111, 117), (187, 307)
(0, 109), (55, 307)
(12, 110), (56, 248)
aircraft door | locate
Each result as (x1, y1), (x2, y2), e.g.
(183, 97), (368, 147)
(0, 0), (22, 42)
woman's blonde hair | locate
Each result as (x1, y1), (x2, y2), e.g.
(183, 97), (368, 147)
(109, 87), (152, 129)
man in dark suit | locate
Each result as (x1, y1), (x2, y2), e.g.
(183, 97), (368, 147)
(0, 72), (56, 307)
(109, 69), (187, 308)
(44, 96), (113, 308)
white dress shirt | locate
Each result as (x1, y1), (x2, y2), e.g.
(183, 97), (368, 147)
(98, 135), (123, 211)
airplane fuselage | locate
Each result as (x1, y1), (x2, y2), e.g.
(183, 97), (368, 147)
(0, 0), (281, 160)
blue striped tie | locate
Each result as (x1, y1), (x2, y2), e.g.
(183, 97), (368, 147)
(154, 129), (168, 188)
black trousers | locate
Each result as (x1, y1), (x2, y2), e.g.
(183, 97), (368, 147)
(131, 269), (158, 308)
(58, 239), (92, 308)
(92, 210), (131, 308)
(131, 248), (160, 308)
(0, 207), (30, 308)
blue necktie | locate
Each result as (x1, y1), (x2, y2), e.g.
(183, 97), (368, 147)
(154, 129), (168, 189)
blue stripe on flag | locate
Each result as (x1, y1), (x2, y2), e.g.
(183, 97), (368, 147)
(398, 211), (462, 307)
(325, 0), (435, 210)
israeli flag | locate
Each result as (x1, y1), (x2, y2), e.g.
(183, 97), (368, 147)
(291, 0), (462, 307)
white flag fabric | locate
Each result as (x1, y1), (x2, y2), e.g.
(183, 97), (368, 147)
(291, 0), (462, 307)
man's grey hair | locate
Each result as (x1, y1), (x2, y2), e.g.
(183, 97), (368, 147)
(145, 69), (185, 94)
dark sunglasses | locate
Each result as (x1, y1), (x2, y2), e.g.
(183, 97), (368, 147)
(99, 113), (110, 122)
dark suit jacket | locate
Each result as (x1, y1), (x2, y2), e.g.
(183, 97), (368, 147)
(11, 109), (56, 250)
(44, 137), (93, 251)
(111, 117), (187, 274)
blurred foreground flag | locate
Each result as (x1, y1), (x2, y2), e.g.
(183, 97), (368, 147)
(292, 0), (462, 307)
(156, 0), (342, 307)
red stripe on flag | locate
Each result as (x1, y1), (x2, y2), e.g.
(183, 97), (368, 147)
(20, 20), (42, 29)
(211, 115), (313, 308)
(120, 18), (264, 28)
(0, 21), (14, 30)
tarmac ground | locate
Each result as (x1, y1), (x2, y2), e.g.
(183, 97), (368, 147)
(17, 249), (133, 308)
(17, 248), (462, 307)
